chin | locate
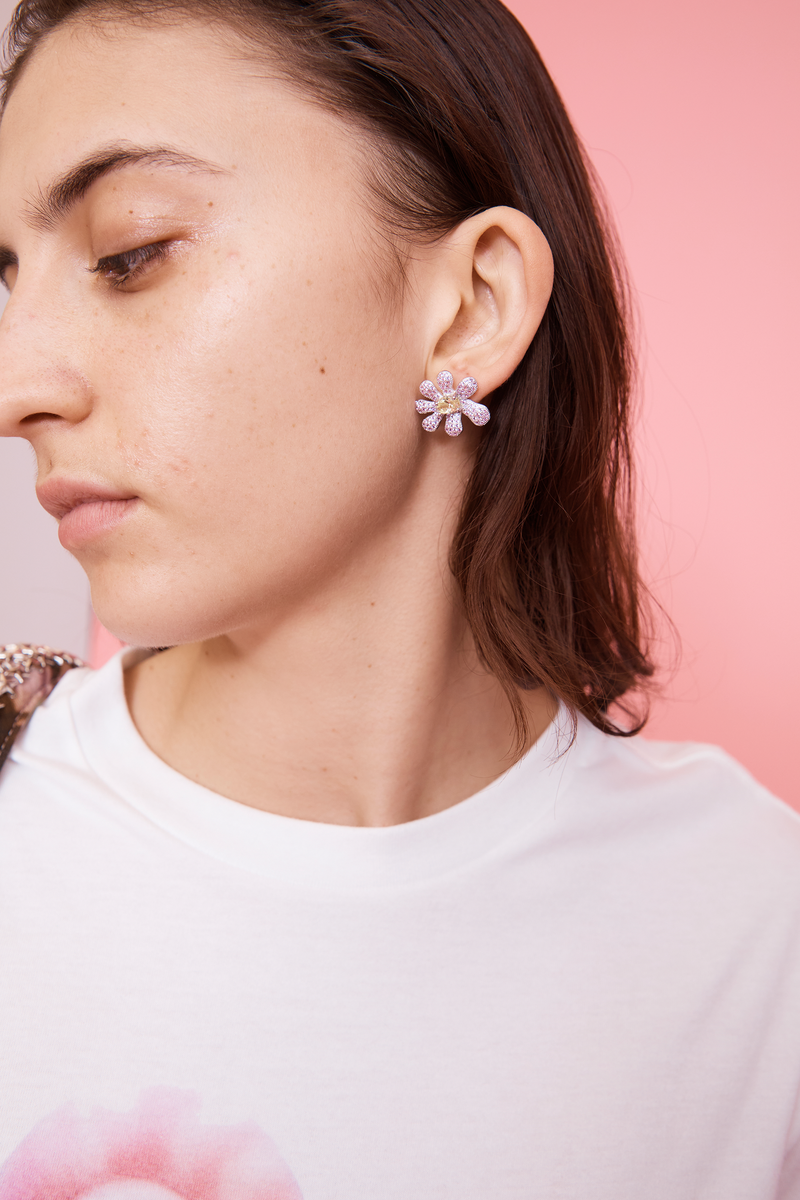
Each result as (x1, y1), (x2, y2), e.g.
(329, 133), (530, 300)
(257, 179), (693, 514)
(83, 537), (334, 650)
(89, 581), (238, 651)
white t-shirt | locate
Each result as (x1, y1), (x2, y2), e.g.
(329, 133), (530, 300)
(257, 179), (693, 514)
(1, 648), (800, 1200)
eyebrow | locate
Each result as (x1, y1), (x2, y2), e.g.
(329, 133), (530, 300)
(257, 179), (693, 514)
(22, 142), (227, 232)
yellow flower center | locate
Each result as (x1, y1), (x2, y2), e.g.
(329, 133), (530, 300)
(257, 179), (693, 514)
(436, 391), (460, 416)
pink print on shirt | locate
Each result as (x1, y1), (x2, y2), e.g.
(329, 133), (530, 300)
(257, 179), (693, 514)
(0, 1088), (303, 1199)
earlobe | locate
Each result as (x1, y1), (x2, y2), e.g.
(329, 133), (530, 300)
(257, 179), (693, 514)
(427, 206), (553, 402)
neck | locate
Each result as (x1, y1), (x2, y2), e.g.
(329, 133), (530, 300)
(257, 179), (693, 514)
(124, 479), (557, 828)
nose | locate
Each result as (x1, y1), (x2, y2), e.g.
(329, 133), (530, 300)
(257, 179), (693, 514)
(0, 280), (93, 439)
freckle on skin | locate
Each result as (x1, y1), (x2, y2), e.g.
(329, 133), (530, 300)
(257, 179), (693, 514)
(319, 367), (325, 374)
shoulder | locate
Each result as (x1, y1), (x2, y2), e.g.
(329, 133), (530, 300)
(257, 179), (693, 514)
(563, 717), (800, 891)
(613, 727), (793, 820)
(0, 660), (94, 785)
(576, 714), (794, 814)
(0, 645), (87, 773)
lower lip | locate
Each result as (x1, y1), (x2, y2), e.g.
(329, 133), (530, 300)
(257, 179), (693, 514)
(58, 498), (139, 549)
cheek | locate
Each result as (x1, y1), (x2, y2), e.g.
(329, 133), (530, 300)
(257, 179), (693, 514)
(89, 237), (419, 624)
(114, 238), (406, 462)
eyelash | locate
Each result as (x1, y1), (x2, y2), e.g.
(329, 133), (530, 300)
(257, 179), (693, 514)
(0, 257), (15, 291)
(91, 241), (171, 288)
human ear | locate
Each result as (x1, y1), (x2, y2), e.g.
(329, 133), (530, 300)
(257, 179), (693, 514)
(424, 206), (554, 397)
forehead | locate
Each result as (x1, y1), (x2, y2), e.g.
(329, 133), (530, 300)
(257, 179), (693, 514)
(0, 17), (362, 209)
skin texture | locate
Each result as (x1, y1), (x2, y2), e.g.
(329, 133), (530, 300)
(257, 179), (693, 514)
(0, 18), (555, 826)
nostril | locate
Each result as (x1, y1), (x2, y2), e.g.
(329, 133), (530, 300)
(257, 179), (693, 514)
(19, 412), (61, 425)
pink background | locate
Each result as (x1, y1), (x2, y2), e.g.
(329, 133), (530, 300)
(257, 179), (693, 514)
(1, 0), (798, 805)
(505, 0), (800, 807)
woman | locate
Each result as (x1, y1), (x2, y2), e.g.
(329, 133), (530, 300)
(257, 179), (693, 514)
(0, 1), (798, 1196)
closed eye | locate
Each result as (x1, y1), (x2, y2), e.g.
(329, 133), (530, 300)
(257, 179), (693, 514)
(91, 240), (171, 289)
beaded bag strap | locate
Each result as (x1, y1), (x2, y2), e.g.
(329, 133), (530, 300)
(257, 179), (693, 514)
(0, 644), (84, 774)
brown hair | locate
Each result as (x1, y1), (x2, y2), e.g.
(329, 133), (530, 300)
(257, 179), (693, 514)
(1, 0), (655, 748)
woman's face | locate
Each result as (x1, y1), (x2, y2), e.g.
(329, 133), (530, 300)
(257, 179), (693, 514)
(0, 18), (443, 646)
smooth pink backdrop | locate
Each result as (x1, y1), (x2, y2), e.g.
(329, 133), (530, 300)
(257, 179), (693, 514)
(92, 0), (799, 807)
(506, 0), (799, 807)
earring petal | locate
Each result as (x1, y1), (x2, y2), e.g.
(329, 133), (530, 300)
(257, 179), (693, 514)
(421, 413), (443, 432)
(436, 370), (454, 393)
(445, 412), (463, 437)
(415, 399), (437, 414)
(461, 398), (490, 426)
(419, 380), (440, 402)
(455, 376), (478, 400)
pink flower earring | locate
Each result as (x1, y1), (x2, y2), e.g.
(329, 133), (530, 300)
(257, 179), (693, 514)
(415, 371), (490, 437)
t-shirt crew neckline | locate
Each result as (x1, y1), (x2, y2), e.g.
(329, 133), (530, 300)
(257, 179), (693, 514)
(68, 647), (578, 891)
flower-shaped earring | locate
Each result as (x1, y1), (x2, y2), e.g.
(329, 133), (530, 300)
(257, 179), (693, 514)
(415, 371), (490, 437)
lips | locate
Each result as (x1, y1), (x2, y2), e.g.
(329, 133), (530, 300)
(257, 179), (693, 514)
(0, 1088), (304, 1200)
(36, 478), (137, 521)
(36, 478), (140, 550)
